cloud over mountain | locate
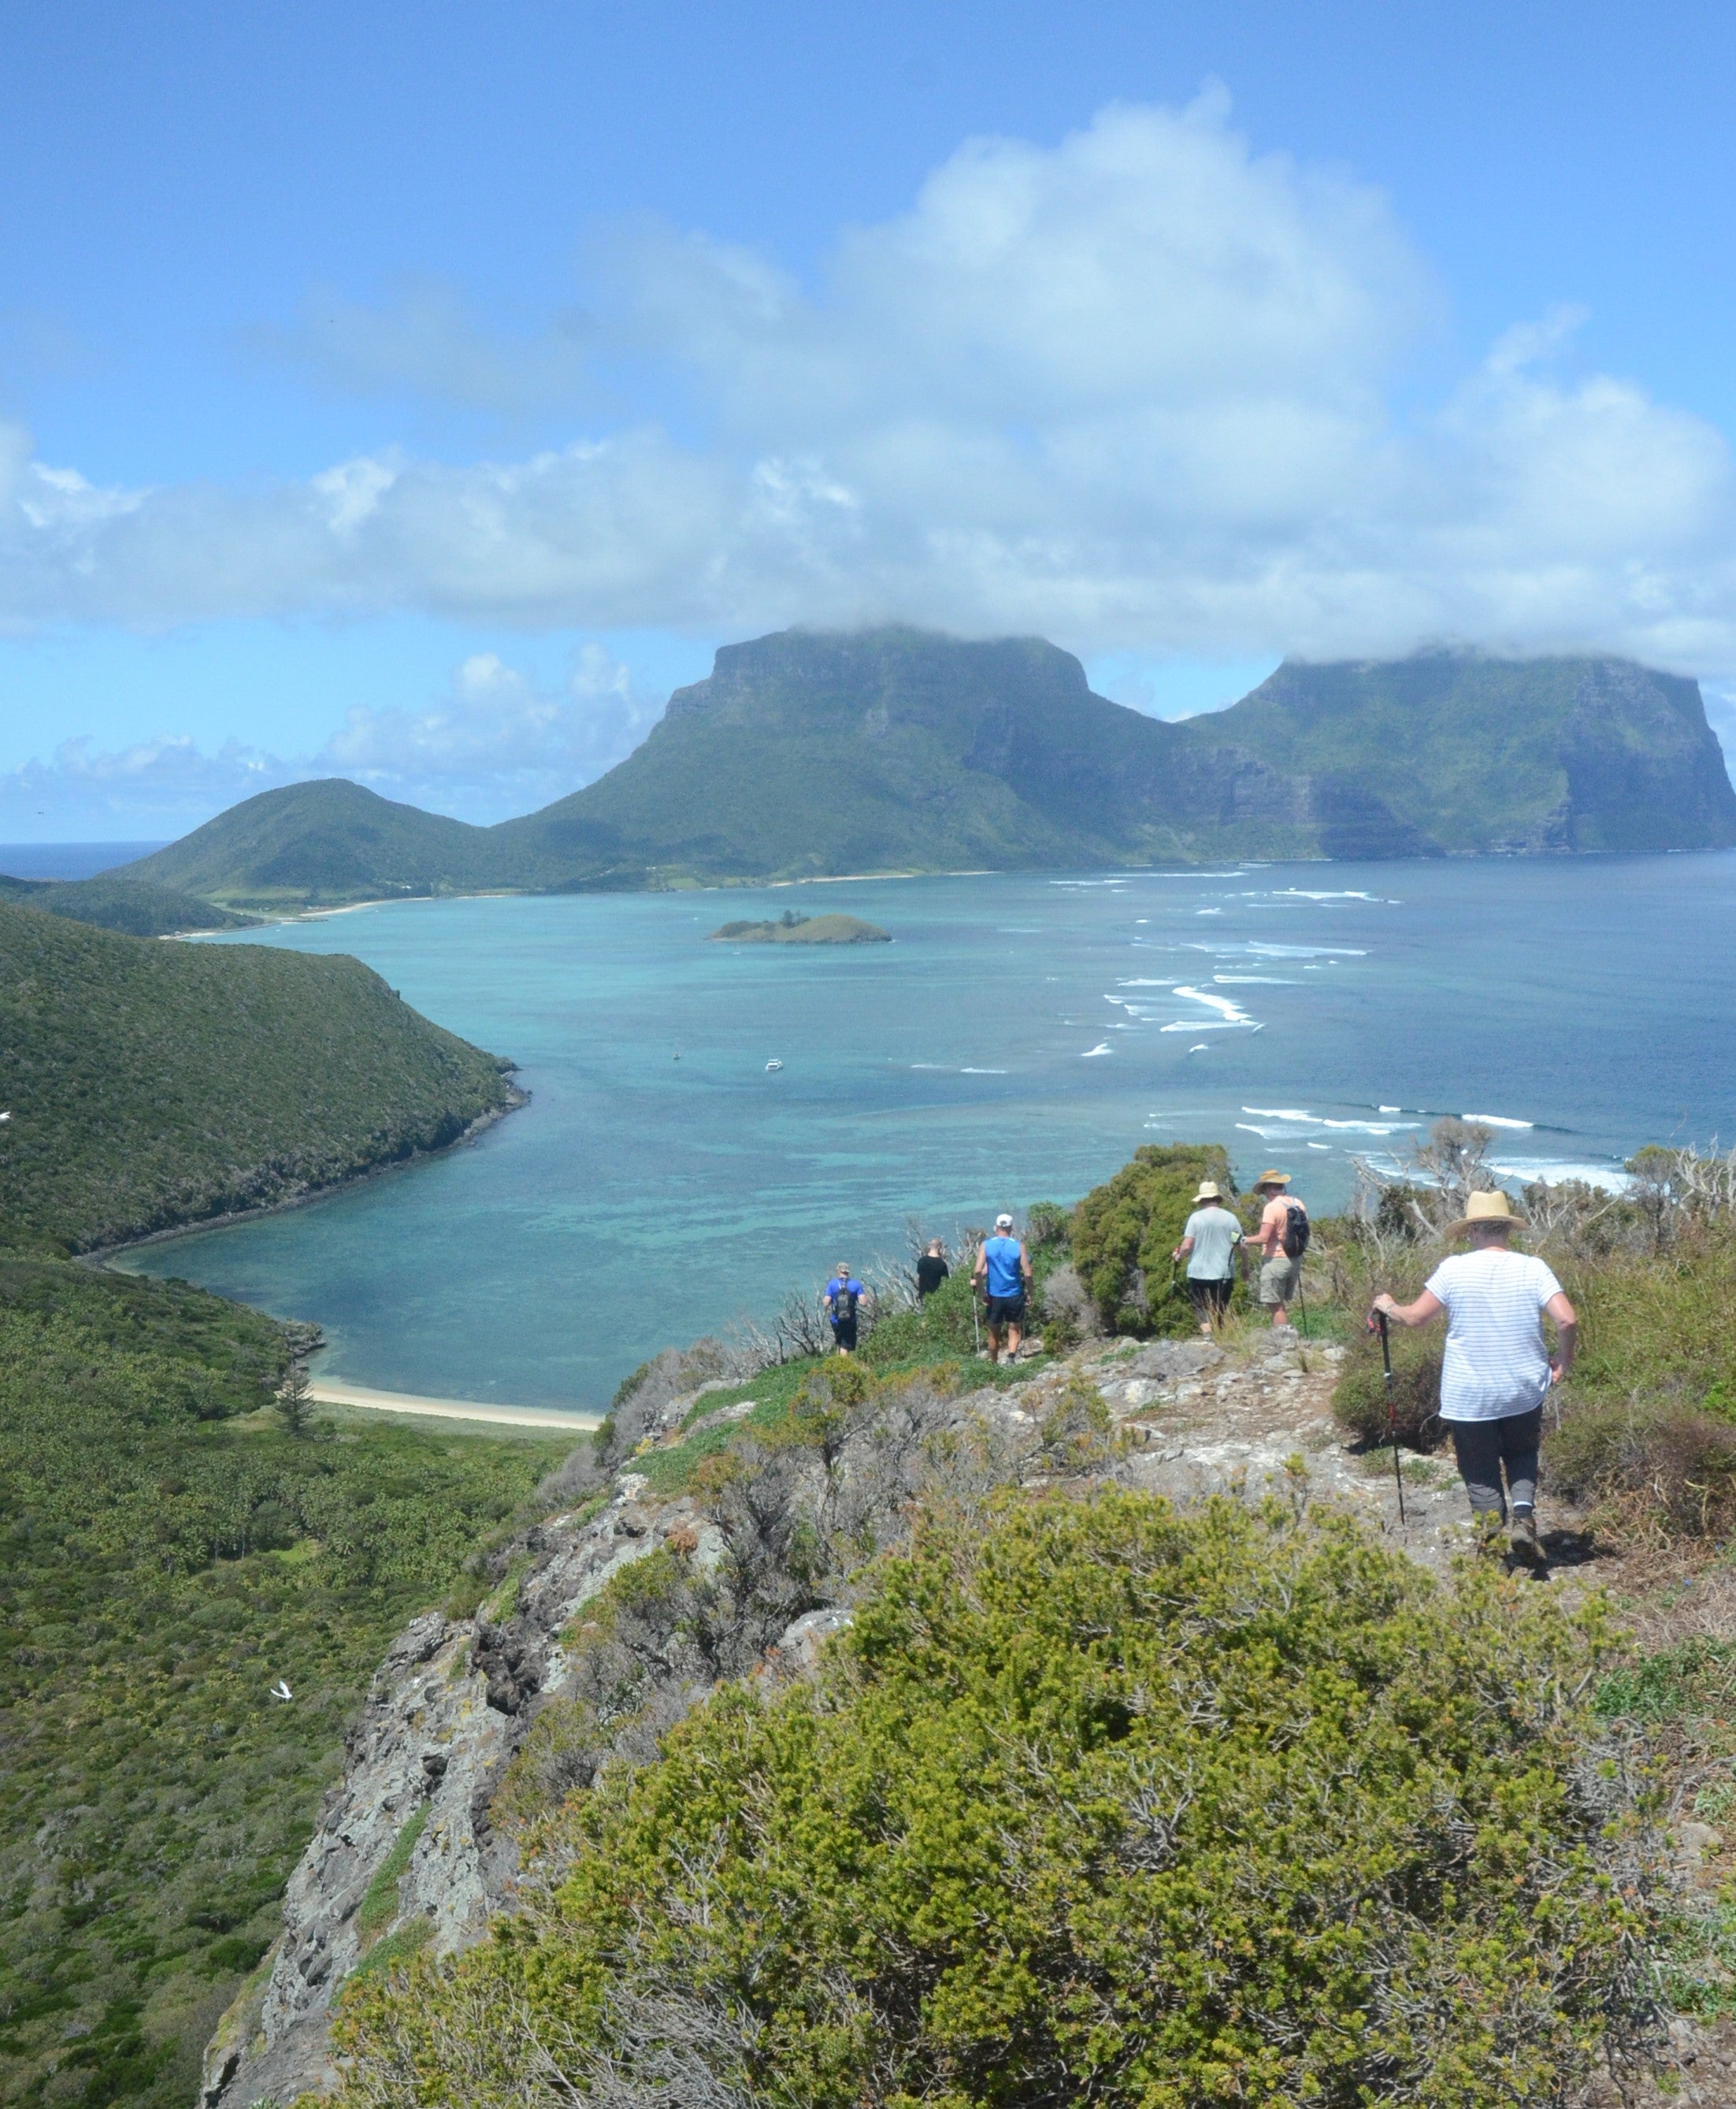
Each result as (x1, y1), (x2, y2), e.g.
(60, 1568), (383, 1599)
(2, 95), (1734, 673)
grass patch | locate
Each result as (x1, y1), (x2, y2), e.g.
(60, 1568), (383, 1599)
(347, 1916), (434, 1988)
(1593, 1639), (1736, 1725)
(355, 1806), (432, 1942)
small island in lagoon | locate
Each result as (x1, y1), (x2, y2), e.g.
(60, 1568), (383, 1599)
(707, 909), (892, 945)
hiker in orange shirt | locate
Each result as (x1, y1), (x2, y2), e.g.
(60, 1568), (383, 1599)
(1251, 1169), (1308, 1332)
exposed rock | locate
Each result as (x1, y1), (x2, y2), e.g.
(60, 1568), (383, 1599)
(207, 1324), (1627, 2104)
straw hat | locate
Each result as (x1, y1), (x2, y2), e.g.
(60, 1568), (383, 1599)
(1193, 1180), (1225, 1203)
(1255, 1168), (1291, 1189)
(1449, 1189), (1526, 1238)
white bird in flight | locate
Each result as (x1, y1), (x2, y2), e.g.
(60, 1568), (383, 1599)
(269, 1680), (294, 1702)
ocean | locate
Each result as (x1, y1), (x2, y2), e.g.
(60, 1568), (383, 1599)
(119, 853), (1736, 1414)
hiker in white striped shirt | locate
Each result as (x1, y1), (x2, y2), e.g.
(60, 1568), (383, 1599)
(1372, 1189), (1577, 1566)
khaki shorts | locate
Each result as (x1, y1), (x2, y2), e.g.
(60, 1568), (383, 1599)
(1259, 1253), (1302, 1307)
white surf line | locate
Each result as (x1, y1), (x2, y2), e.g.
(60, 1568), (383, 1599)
(309, 1379), (601, 1431)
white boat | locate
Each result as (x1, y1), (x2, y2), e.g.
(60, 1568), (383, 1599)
(765, 1059), (784, 1072)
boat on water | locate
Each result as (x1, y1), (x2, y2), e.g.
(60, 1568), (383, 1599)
(765, 1059), (784, 1072)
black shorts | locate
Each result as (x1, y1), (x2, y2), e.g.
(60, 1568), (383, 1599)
(830, 1316), (858, 1350)
(985, 1294), (1026, 1326)
(1187, 1275), (1233, 1318)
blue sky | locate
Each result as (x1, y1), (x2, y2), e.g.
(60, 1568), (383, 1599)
(5, 0), (1736, 837)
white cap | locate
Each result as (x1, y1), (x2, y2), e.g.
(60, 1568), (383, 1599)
(995, 1212), (1014, 1229)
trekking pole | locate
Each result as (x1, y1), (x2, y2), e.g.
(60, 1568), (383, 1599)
(1371, 1309), (1407, 1525)
(1296, 1279), (1308, 1339)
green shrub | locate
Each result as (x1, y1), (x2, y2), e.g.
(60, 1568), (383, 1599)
(334, 1493), (1656, 2108)
(1071, 1142), (1236, 1336)
(1331, 1324), (1445, 1447)
(862, 1263), (981, 1366)
(1545, 1401), (1736, 1537)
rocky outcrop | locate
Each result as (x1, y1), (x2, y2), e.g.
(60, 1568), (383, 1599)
(206, 1483), (688, 2107)
(202, 1327), (1586, 2105)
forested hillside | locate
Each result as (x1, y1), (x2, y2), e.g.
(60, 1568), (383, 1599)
(0, 871), (256, 937)
(0, 1260), (567, 2109)
(0, 906), (570, 2107)
(0, 900), (513, 1253)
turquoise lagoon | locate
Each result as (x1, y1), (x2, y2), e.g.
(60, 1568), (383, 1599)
(122, 856), (1736, 1413)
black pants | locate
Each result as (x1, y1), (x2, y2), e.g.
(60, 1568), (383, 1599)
(1187, 1275), (1233, 1322)
(831, 1316), (858, 1352)
(1448, 1407), (1541, 1520)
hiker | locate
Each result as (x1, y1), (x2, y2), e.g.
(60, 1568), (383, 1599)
(824, 1262), (866, 1355)
(1173, 1179), (1242, 1333)
(1252, 1169), (1309, 1330)
(1371, 1189), (1577, 1565)
(915, 1239), (950, 1301)
(973, 1214), (1033, 1364)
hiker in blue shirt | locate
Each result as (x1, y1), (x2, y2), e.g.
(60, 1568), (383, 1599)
(824, 1263), (866, 1353)
(972, 1213), (1033, 1365)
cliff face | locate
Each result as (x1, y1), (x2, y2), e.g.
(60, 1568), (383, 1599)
(201, 1497), (689, 2107)
(1188, 651), (1736, 858)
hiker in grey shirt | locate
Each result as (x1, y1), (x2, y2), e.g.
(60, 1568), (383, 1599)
(1173, 1180), (1242, 1334)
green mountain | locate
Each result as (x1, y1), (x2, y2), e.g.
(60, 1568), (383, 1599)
(0, 899), (515, 1254)
(117, 775), (521, 912)
(1182, 652), (1736, 856)
(113, 632), (1736, 908)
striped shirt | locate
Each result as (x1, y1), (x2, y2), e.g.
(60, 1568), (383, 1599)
(1424, 1249), (1564, 1422)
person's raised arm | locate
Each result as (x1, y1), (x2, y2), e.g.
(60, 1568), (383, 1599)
(1371, 1287), (1445, 1329)
(1545, 1289), (1577, 1380)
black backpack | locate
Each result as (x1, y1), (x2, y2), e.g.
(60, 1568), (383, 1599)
(829, 1280), (858, 1324)
(1281, 1202), (1311, 1261)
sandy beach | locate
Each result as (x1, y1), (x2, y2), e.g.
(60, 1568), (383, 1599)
(309, 1378), (600, 1432)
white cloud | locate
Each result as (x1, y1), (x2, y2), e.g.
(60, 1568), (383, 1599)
(320, 642), (658, 818)
(3, 95), (1736, 672)
(0, 734), (297, 837)
(0, 645), (656, 835)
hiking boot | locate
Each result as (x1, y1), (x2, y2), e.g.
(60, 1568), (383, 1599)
(1508, 1509), (1543, 1566)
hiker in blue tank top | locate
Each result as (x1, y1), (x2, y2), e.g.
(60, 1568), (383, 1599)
(824, 1263), (865, 1354)
(972, 1213), (1033, 1365)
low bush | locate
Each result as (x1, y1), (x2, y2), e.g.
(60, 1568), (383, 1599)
(335, 1493), (1660, 2109)
(1331, 1323), (1445, 1448)
(861, 1263), (981, 1366)
(1071, 1142), (1236, 1337)
(1546, 1401), (1736, 1539)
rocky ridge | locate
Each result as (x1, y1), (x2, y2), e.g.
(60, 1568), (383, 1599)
(205, 1327), (1732, 2108)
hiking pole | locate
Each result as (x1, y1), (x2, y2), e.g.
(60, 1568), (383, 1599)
(1296, 1278), (1308, 1339)
(1371, 1309), (1407, 1524)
